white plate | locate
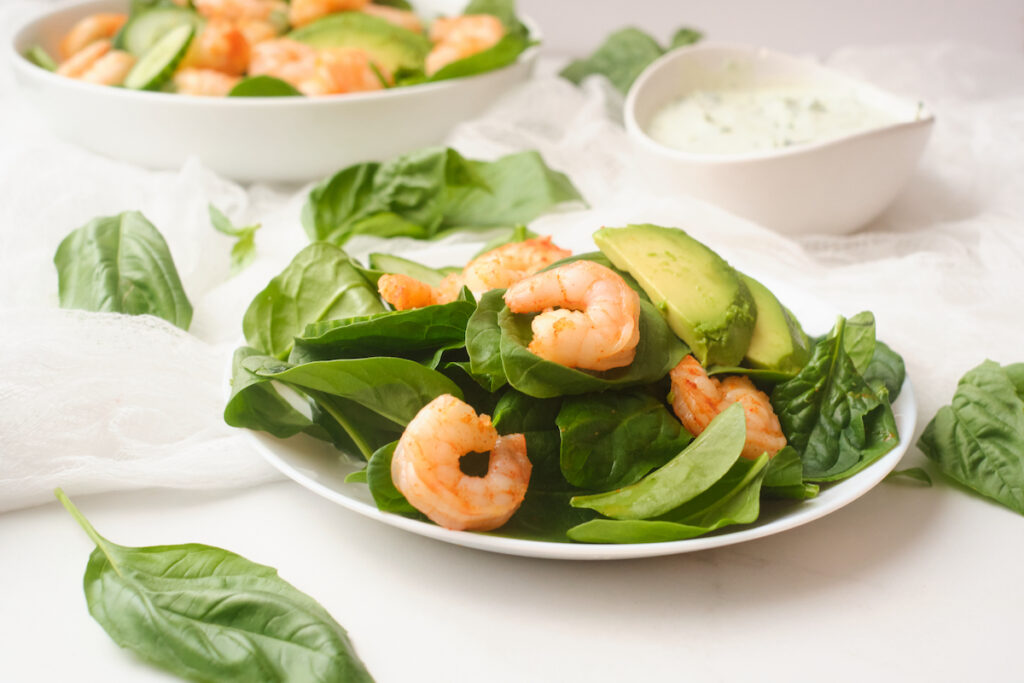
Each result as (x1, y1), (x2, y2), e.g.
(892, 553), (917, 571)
(10, 0), (540, 182)
(235, 273), (917, 560)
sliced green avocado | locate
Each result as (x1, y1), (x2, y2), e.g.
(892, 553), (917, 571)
(594, 224), (756, 367)
(288, 13), (430, 75)
(739, 274), (811, 374)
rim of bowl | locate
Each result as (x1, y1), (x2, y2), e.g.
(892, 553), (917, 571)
(623, 41), (935, 165)
(9, 0), (543, 108)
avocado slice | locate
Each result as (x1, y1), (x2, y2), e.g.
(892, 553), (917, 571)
(288, 13), (431, 75)
(739, 273), (811, 374)
(594, 225), (756, 367)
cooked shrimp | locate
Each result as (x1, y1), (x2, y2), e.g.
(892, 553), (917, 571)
(194, 0), (285, 21)
(288, 0), (369, 28)
(362, 3), (423, 33)
(378, 272), (463, 310)
(59, 13), (127, 60)
(57, 39), (111, 79)
(236, 18), (280, 47)
(669, 355), (786, 460)
(425, 14), (504, 75)
(503, 260), (641, 371)
(462, 236), (571, 295)
(392, 394), (531, 531)
(79, 50), (136, 86)
(307, 47), (388, 95)
(180, 19), (251, 76)
(173, 68), (241, 96)
(249, 38), (318, 87)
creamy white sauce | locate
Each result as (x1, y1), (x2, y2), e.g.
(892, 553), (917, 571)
(647, 87), (900, 155)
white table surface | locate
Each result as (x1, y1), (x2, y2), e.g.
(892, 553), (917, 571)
(4, 1), (1024, 681)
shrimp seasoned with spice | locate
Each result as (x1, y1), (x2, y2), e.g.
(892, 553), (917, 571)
(392, 394), (531, 531)
(249, 38), (318, 85)
(194, 0), (286, 21)
(462, 236), (570, 295)
(173, 68), (241, 96)
(425, 14), (504, 76)
(57, 40), (136, 86)
(288, 0), (369, 28)
(503, 260), (641, 371)
(308, 47), (388, 95)
(378, 272), (463, 310)
(180, 19), (251, 76)
(59, 13), (127, 60)
(669, 355), (786, 459)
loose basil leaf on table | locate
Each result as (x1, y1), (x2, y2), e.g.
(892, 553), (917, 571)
(54, 210), (193, 329)
(918, 360), (1024, 515)
(560, 25), (703, 94)
(243, 242), (385, 359)
(497, 298), (688, 398)
(55, 489), (374, 683)
(208, 203), (260, 274)
(557, 390), (692, 491)
(771, 315), (900, 482)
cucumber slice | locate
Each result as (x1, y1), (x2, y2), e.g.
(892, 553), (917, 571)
(368, 253), (452, 287)
(117, 6), (202, 56)
(25, 44), (58, 71)
(123, 24), (194, 91)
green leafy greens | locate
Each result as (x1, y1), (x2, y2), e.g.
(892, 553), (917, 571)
(209, 203), (260, 274)
(55, 489), (374, 682)
(54, 210), (193, 329)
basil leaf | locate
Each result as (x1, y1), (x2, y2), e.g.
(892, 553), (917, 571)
(54, 210), (192, 329)
(243, 242), (385, 359)
(560, 26), (702, 94)
(918, 360), (1024, 515)
(228, 75), (303, 97)
(55, 490), (374, 683)
(209, 203), (260, 274)
(497, 298), (688, 398)
(771, 316), (900, 482)
(885, 467), (933, 486)
(557, 390), (691, 490)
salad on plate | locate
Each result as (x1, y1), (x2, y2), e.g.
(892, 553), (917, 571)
(27, 0), (531, 97)
(226, 222), (906, 545)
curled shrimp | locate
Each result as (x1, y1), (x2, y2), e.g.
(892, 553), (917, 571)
(425, 14), (504, 76)
(378, 272), (463, 310)
(503, 260), (640, 372)
(180, 19), (251, 76)
(173, 68), (241, 96)
(462, 236), (571, 295)
(362, 3), (423, 33)
(56, 40), (135, 86)
(249, 38), (318, 85)
(669, 355), (786, 460)
(59, 13), (127, 60)
(307, 47), (387, 95)
(194, 0), (286, 21)
(392, 394), (531, 531)
(288, 0), (369, 28)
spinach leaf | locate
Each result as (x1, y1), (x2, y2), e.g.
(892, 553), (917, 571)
(464, 289), (509, 392)
(55, 490), (374, 683)
(25, 44), (57, 71)
(209, 203), (260, 274)
(243, 242), (385, 359)
(864, 340), (906, 400)
(310, 391), (407, 459)
(843, 311), (876, 374)
(771, 316), (900, 482)
(560, 26), (703, 94)
(224, 346), (324, 439)
(498, 299), (688, 398)
(570, 403), (745, 520)
(557, 390), (691, 490)
(463, 0), (528, 37)
(367, 252), (457, 287)
(567, 454), (768, 543)
(255, 357), (461, 428)
(492, 390), (564, 490)
(428, 34), (530, 82)
(228, 75), (303, 97)
(440, 151), (583, 231)
(291, 299), (474, 363)
(54, 210), (192, 329)
(918, 360), (1024, 515)
(492, 490), (598, 542)
(365, 441), (425, 518)
(761, 446), (819, 499)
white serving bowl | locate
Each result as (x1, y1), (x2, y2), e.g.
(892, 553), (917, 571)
(10, 0), (539, 183)
(624, 43), (934, 235)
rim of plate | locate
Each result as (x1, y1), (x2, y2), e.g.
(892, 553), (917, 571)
(238, 373), (916, 561)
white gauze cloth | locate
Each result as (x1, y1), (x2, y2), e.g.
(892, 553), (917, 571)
(1, 0), (1022, 511)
